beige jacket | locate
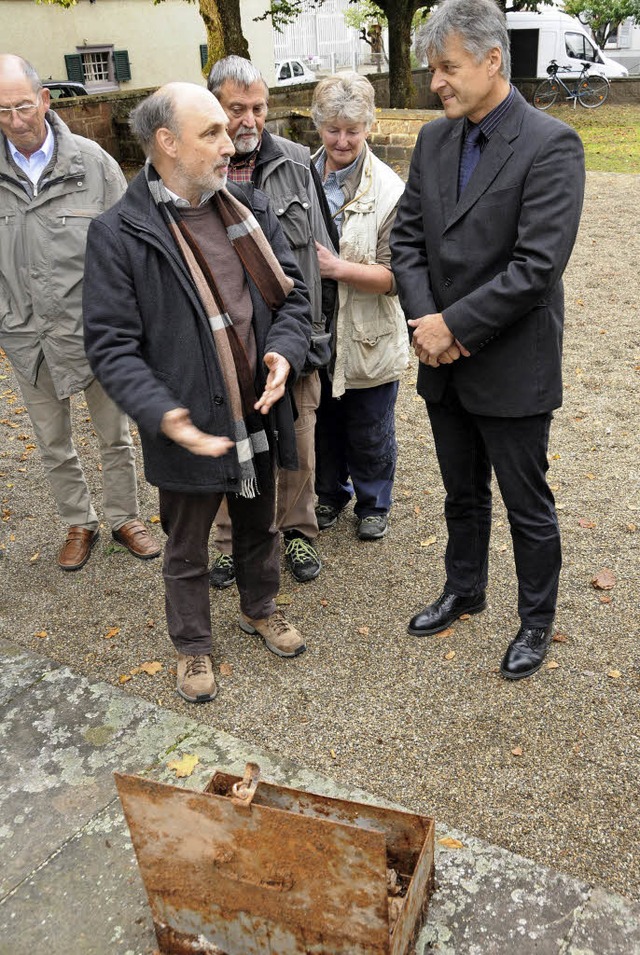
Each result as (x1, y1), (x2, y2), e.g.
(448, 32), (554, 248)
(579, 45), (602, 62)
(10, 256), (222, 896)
(317, 145), (409, 397)
(0, 110), (126, 399)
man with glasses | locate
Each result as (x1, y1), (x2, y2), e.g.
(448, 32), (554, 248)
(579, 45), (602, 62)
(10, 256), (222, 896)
(0, 54), (160, 570)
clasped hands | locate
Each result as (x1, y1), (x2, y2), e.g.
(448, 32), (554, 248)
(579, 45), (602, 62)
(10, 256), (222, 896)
(160, 351), (290, 458)
(408, 313), (470, 367)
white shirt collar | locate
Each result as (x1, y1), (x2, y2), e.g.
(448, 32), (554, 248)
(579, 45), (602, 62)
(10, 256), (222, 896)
(7, 119), (54, 183)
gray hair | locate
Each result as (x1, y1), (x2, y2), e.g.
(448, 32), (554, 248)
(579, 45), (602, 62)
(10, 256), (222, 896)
(415, 0), (511, 81)
(0, 54), (42, 93)
(207, 55), (268, 99)
(129, 89), (179, 157)
(311, 72), (376, 130)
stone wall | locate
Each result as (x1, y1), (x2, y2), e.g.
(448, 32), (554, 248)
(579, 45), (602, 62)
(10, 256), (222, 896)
(51, 70), (640, 166)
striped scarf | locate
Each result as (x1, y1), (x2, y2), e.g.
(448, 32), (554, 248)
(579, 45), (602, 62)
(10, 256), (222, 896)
(145, 163), (294, 498)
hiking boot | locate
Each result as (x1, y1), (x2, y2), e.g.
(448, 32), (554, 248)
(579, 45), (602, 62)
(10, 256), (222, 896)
(315, 503), (342, 530)
(357, 514), (388, 541)
(239, 609), (306, 658)
(176, 653), (218, 703)
(209, 553), (236, 589)
(283, 530), (322, 582)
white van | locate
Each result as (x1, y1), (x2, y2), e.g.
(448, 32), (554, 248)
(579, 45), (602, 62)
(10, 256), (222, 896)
(507, 10), (629, 78)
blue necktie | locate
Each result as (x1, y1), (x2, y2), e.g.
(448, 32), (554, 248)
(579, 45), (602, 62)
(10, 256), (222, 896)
(458, 124), (483, 198)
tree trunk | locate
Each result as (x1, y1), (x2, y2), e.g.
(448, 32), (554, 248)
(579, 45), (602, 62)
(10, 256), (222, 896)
(383, 0), (417, 109)
(218, 0), (250, 58)
(198, 0), (248, 77)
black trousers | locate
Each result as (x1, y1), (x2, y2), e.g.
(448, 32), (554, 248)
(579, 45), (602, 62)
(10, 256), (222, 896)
(159, 469), (278, 655)
(426, 391), (561, 627)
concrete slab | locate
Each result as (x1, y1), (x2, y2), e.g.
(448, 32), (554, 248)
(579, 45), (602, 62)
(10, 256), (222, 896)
(0, 639), (60, 706)
(1, 642), (638, 954)
(567, 886), (640, 954)
(418, 826), (590, 954)
(0, 665), (196, 895)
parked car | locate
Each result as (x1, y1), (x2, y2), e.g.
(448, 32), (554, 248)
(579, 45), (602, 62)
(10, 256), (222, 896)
(42, 80), (89, 99)
(274, 58), (317, 86)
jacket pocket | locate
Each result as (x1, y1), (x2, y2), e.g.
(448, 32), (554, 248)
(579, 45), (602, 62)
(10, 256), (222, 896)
(271, 193), (312, 250)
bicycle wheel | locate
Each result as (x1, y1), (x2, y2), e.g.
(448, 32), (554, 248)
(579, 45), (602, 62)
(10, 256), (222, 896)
(578, 75), (610, 108)
(533, 79), (559, 110)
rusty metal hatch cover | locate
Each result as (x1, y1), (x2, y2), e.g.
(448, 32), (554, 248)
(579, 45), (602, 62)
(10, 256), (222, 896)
(115, 763), (435, 955)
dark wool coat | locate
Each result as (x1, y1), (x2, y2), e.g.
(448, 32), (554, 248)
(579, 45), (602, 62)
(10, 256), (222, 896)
(82, 172), (312, 493)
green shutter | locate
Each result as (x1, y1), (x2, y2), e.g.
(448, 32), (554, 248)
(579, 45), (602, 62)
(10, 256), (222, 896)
(113, 50), (131, 82)
(200, 44), (208, 69)
(64, 54), (84, 83)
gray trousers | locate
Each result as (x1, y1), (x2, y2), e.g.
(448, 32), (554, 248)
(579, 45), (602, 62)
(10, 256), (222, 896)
(159, 468), (279, 655)
(14, 357), (138, 531)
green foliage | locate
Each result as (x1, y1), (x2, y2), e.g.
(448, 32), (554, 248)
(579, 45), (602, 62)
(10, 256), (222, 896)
(563, 0), (640, 46)
(343, 1), (430, 33)
(36, 0), (77, 7)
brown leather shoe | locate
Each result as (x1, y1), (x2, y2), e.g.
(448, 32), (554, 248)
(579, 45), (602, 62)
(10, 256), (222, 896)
(112, 519), (161, 559)
(58, 526), (100, 571)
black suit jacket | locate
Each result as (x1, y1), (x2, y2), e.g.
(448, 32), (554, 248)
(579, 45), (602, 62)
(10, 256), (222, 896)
(390, 89), (585, 417)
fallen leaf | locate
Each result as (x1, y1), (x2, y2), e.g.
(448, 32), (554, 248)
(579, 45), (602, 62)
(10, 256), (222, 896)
(34, 629), (47, 639)
(146, 619), (155, 628)
(29, 550), (40, 563)
(512, 746), (523, 757)
(138, 661), (163, 675)
(551, 453), (560, 460)
(578, 518), (596, 529)
(219, 662), (233, 676)
(167, 753), (199, 778)
(444, 650), (456, 660)
(149, 515), (161, 524)
(591, 568), (616, 590)
(547, 660), (560, 670)
(357, 625), (370, 636)
(552, 633), (568, 643)
(585, 472), (596, 480)
(626, 523), (637, 533)
(600, 595), (612, 604)
(104, 626), (120, 640)
(330, 748), (337, 759)
(275, 593), (292, 606)
(118, 674), (132, 684)
(438, 837), (464, 849)
(414, 505), (421, 515)
(420, 535), (437, 547)
(435, 627), (454, 638)
(320, 598), (329, 607)
(607, 670), (622, 679)
(459, 614), (471, 621)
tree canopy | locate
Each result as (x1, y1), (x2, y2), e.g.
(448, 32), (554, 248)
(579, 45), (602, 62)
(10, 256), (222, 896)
(563, 0), (640, 46)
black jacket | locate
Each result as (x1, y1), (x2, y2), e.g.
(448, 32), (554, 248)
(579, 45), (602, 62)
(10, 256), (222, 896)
(82, 172), (312, 492)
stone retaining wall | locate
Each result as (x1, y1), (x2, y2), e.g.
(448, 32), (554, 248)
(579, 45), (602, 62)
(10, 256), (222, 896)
(51, 71), (640, 165)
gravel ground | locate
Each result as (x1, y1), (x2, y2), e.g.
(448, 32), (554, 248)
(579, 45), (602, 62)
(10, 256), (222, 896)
(1, 170), (638, 901)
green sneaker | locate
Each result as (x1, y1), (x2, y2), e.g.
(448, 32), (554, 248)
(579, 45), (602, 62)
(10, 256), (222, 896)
(283, 530), (322, 582)
(209, 553), (236, 589)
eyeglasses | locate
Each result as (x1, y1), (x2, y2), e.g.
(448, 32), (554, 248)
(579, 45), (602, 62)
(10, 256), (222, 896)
(0, 100), (40, 118)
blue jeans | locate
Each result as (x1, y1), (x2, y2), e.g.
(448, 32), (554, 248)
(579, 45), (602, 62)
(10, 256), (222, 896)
(315, 372), (399, 519)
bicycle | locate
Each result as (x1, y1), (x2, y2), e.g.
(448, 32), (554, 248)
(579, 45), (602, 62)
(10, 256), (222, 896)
(533, 60), (610, 110)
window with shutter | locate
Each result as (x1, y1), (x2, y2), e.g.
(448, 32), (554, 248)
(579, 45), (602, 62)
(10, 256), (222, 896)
(113, 50), (132, 83)
(200, 44), (208, 69)
(64, 54), (85, 83)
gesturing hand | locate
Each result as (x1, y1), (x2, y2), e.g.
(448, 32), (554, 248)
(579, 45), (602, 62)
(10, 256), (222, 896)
(255, 352), (291, 414)
(161, 408), (234, 457)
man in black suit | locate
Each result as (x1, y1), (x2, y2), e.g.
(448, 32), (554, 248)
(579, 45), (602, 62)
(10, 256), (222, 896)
(390, 0), (585, 680)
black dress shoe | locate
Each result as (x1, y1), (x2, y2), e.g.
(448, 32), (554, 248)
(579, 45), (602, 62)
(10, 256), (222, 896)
(500, 624), (553, 681)
(408, 590), (486, 636)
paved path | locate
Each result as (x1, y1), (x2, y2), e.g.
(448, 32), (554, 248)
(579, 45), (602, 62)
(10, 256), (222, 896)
(1, 638), (638, 954)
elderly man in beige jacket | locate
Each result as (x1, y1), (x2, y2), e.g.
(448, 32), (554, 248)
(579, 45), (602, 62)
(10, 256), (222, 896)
(0, 54), (159, 569)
